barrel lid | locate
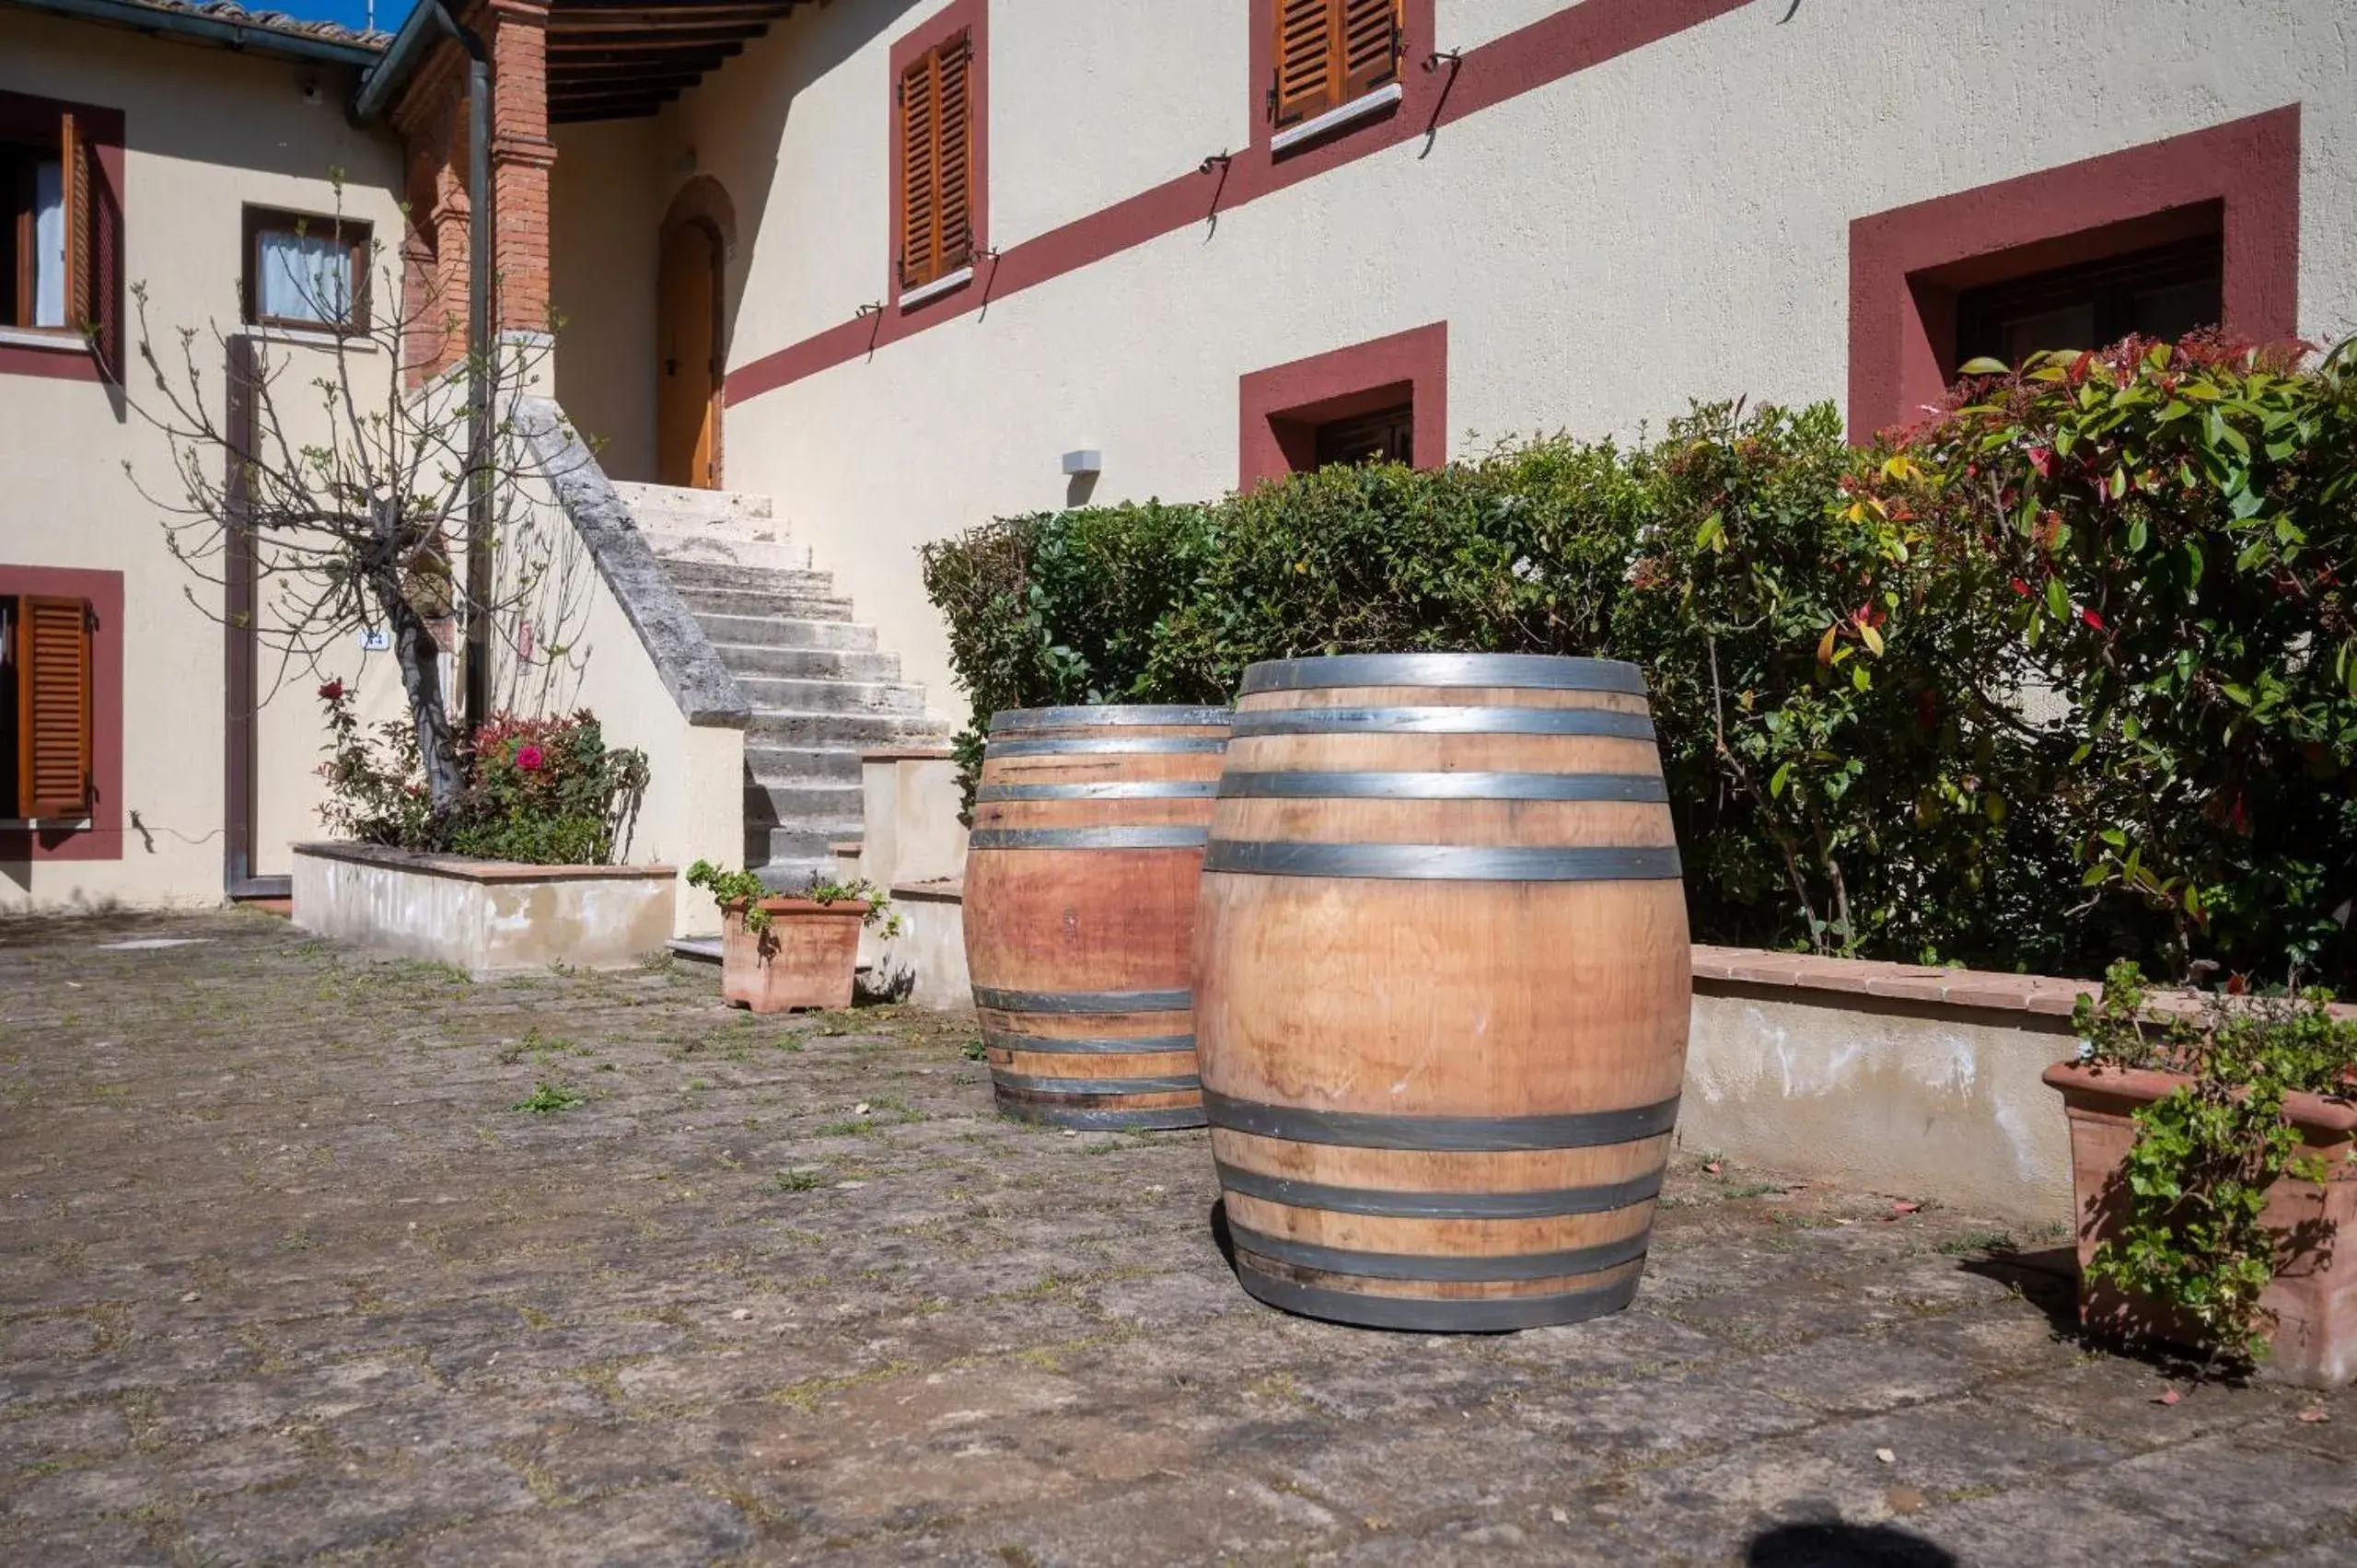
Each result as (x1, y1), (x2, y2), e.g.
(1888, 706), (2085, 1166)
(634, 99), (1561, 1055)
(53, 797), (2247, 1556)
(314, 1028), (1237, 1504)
(988, 704), (1233, 733)
(1238, 653), (1647, 696)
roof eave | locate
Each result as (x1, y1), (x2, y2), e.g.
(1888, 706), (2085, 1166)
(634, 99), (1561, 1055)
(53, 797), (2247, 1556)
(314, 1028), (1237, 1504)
(4, 0), (384, 68)
(352, 0), (447, 122)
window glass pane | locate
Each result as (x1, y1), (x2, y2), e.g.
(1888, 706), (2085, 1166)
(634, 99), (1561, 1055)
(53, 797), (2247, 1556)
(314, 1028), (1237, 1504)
(32, 159), (64, 328)
(258, 226), (351, 325)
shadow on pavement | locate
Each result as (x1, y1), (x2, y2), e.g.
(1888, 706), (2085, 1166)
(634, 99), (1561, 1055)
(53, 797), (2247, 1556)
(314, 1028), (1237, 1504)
(1747, 1520), (1957, 1566)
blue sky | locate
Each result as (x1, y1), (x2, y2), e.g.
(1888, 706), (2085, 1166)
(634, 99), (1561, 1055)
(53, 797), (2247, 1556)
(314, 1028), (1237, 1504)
(278, 0), (415, 33)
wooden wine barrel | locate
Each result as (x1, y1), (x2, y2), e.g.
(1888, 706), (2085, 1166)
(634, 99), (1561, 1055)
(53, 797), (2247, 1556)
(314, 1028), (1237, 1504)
(964, 705), (1232, 1130)
(1194, 653), (1689, 1331)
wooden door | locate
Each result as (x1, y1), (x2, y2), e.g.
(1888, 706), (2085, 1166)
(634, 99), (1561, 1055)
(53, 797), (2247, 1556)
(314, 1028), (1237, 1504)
(656, 220), (720, 489)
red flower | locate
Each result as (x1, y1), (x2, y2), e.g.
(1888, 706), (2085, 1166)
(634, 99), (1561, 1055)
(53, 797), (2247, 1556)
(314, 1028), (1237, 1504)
(318, 679), (346, 702)
(2026, 447), (2056, 479)
(514, 743), (545, 772)
(2081, 608), (2108, 633)
(2009, 577), (2031, 598)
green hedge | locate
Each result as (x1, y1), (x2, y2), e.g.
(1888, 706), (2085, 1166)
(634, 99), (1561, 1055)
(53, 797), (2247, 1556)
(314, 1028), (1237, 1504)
(922, 338), (2357, 986)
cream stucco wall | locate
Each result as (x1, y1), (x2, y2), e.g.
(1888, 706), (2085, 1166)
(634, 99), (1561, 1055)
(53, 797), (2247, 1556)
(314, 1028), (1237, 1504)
(988, 0), (1250, 250)
(0, 11), (406, 912)
(605, 0), (2357, 720)
(550, 119), (661, 482)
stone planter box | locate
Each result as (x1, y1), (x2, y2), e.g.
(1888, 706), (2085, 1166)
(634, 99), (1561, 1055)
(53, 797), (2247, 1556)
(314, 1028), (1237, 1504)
(292, 842), (676, 980)
(2043, 1061), (2357, 1387)
(721, 898), (866, 1013)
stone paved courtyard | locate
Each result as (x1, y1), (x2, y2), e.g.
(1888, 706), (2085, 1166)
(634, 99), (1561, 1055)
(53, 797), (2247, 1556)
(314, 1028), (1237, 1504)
(2, 911), (2352, 1566)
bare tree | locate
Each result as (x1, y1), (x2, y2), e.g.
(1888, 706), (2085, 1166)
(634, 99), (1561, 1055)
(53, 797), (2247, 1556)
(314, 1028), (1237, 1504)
(114, 180), (585, 812)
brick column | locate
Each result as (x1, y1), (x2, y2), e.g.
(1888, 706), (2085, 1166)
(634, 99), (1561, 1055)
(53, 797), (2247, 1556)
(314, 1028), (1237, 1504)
(487, 0), (556, 333)
(430, 147), (474, 374)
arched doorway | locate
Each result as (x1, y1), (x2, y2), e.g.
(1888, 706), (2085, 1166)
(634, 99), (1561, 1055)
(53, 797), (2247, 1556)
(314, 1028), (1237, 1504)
(656, 178), (735, 489)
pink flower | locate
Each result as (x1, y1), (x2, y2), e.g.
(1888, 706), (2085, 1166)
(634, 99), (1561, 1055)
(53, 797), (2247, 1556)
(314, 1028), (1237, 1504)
(2026, 447), (2056, 480)
(514, 743), (545, 772)
(318, 679), (346, 702)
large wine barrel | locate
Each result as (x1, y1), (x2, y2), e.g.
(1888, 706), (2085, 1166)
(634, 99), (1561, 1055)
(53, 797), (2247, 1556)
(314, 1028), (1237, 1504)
(1194, 653), (1689, 1330)
(964, 705), (1232, 1130)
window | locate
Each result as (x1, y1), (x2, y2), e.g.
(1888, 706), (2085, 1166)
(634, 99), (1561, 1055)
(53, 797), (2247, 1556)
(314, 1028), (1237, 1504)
(1238, 321), (1446, 490)
(1271, 0), (1403, 139)
(1847, 108), (2299, 439)
(895, 29), (976, 301)
(0, 594), (94, 822)
(2, 110), (94, 332)
(243, 207), (370, 333)
(1954, 234), (2222, 373)
(0, 90), (122, 378)
(1313, 402), (1414, 468)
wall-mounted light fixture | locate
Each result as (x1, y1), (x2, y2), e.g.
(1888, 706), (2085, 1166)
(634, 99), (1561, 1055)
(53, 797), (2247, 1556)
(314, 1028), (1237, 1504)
(1061, 449), (1103, 477)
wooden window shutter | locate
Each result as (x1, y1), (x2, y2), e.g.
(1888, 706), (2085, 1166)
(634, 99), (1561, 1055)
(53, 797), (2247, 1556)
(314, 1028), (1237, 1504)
(1272, 0), (1338, 128)
(898, 32), (975, 292)
(1339, 0), (1403, 102)
(935, 34), (974, 275)
(1272, 0), (1400, 129)
(17, 596), (94, 820)
(61, 111), (90, 330)
(898, 51), (937, 290)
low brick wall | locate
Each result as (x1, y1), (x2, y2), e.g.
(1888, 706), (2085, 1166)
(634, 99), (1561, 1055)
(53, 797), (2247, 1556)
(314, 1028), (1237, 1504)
(1683, 947), (2090, 1224)
(292, 843), (677, 980)
(854, 864), (2098, 1221)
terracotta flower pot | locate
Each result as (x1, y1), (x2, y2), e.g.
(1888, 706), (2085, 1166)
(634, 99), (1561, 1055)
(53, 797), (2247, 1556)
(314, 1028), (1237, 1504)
(2042, 1060), (2357, 1387)
(720, 898), (868, 1014)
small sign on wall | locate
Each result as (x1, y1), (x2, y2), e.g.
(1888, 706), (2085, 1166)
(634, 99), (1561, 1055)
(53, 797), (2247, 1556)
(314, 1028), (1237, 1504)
(359, 627), (390, 652)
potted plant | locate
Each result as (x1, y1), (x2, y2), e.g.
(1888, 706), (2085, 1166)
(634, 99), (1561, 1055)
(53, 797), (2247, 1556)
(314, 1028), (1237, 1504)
(2042, 961), (2357, 1387)
(687, 861), (900, 1014)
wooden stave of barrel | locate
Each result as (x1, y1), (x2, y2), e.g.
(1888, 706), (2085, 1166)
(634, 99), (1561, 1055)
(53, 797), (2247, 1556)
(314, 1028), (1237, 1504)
(1192, 652), (1691, 1331)
(964, 704), (1233, 1131)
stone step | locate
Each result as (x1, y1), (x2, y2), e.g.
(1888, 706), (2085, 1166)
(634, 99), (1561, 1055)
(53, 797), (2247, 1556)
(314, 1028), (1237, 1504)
(754, 857), (843, 895)
(751, 823), (848, 860)
(744, 781), (865, 830)
(737, 676), (928, 717)
(659, 557), (840, 598)
(642, 529), (813, 575)
(709, 642), (903, 683)
(744, 745), (865, 784)
(694, 613), (878, 653)
(674, 584), (855, 621)
(746, 711), (950, 748)
(611, 481), (776, 532)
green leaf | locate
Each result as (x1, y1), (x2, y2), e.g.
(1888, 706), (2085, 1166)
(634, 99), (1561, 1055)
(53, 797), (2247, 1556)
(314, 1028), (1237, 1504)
(1956, 356), (2012, 376)
(2045, 576), (2072, 621)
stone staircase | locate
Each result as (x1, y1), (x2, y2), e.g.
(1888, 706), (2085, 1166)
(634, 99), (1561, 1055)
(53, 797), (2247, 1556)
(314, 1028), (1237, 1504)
(610, 482), (950, 892)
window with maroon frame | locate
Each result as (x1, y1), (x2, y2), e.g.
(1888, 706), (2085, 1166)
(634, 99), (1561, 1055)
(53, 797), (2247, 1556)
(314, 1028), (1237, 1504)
(0, 88), (121, 372)
(243, 206), (372, 333)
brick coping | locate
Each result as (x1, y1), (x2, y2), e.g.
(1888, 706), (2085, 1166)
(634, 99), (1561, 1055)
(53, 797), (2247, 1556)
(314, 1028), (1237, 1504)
(891, 877), (964, 903)
(861, 877), (2269, 1025)
(1690, 945), (2096, 1018)
(293, 842), (676, 886)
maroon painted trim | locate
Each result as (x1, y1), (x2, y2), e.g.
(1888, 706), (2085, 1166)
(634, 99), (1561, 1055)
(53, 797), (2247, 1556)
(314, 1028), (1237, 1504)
(885, 0), (989, 326)
(0, 565), (124, 863)
(727, 0), (1747, 405)
(1238, 321), (1446, 490)
(0, 89), (125, 386)
(1849, 106), (2303, 441)
(1246, 0), (1436, 157)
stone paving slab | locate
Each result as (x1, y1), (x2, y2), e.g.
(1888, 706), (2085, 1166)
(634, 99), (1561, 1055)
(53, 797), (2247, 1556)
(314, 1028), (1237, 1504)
(1, 910), (2351, 1566)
